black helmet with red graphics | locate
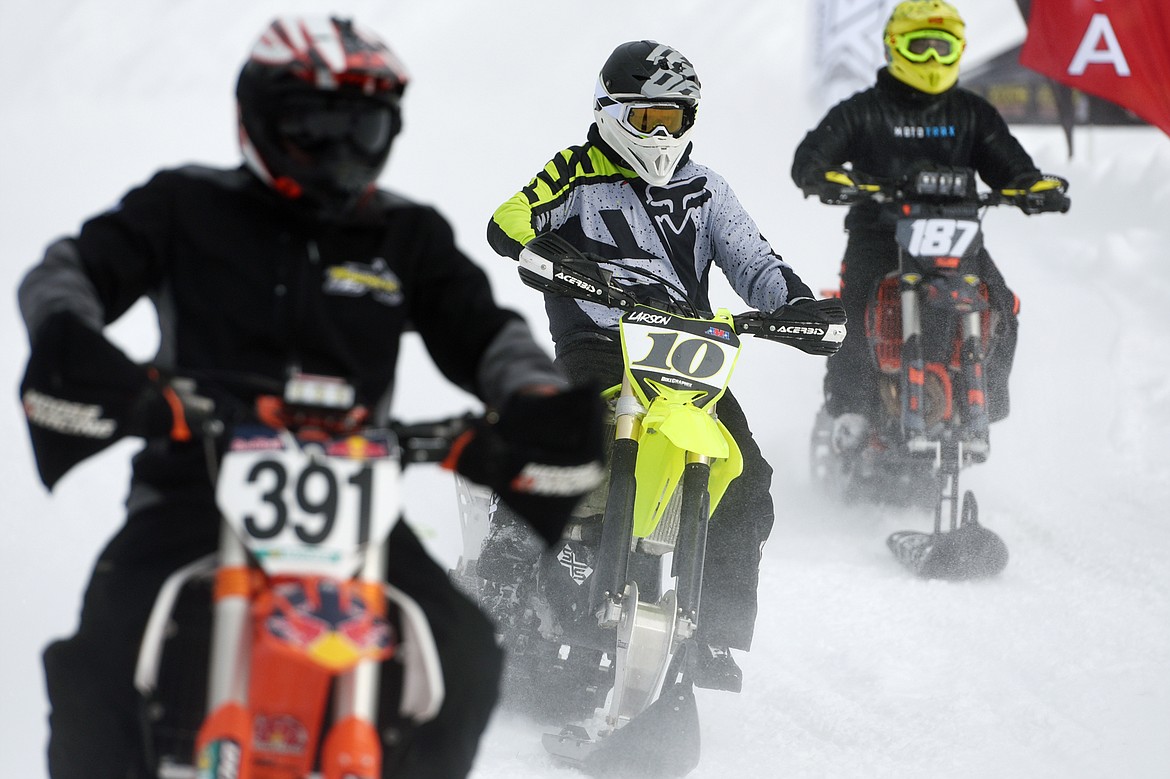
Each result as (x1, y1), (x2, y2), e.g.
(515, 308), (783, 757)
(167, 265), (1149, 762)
(236, 16), (410, 216)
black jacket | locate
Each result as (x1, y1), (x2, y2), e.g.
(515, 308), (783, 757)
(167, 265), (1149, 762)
(792, 69), (1040, 230)
(19, 165), (555, 507)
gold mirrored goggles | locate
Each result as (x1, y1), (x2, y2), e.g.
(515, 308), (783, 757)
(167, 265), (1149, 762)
(622, 102), (695, 137)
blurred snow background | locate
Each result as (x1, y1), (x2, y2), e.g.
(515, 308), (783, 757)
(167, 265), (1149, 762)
(1, 2), (1168, 777)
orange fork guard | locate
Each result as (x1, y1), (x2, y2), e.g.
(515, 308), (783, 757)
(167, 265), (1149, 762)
(194, 702), (254, 779)
(322, 716), (382, 779)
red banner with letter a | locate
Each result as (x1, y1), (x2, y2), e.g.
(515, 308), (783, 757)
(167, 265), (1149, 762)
(1020, 0), (1170, 138)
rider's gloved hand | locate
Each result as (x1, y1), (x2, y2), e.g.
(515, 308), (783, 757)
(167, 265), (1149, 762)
(771, 297), (848, 356)
(125, 370), (216, 442)
(1004, 173), (1070, 215)
(801, 167), (878, 205)
(20, 311), (214, 488)
(444, 384), (606, 545)
(787, 296), (848, 327)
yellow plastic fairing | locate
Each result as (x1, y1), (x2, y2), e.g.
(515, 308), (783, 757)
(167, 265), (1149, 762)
(631, 389), (743, 537)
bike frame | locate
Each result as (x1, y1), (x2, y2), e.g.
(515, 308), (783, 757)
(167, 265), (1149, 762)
(508, 235), (843, 736)
(885, 199), (994, 535)
(891, 201), (992, 456)
(589, 305), (744, 728)
(135, 412), (449, 779)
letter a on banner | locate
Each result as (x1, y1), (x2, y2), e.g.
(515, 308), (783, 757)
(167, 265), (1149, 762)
(1020, 0), (1170, 138)
(1067, 14), (1129, 76)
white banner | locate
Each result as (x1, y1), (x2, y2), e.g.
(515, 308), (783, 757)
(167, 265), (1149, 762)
(810, 0), (900, 110)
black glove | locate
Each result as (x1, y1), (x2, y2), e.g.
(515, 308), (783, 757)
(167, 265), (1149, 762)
(444, 384), (606, 545)
(801, 167), (879, 205)
(769, 297), (848, 356)
(19, 311), (205, 488)
(1004, 173), (1070, 215)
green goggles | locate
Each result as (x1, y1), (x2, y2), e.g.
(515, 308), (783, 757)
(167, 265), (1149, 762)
(893, 29), (963, 65)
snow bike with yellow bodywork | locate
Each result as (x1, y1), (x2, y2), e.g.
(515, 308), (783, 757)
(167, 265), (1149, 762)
(454, 233), (845, 776)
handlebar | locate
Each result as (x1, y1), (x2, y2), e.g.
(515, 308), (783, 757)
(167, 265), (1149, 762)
(390, 415), (476, 464)
(815, 167), (1069, 214)
(516, 233), (846, 355)
(175, 369), (478, 462)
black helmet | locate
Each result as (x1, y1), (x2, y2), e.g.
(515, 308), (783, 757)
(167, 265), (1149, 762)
(598, 40), (701, 101)
(236, 16), (410, 216)
(594, 41), (701, 185)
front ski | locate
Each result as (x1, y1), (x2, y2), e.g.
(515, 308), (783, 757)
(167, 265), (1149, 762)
(542, 681), (701, 777)
(887, 519), (1008, 580)
(543, 724), (597, 765)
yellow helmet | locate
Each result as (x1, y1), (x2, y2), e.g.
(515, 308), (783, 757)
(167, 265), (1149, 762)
(884, 0), (966, 94)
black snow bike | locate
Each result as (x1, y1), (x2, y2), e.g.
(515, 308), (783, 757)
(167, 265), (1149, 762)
(808, 167), (1068, 580)
(451, 233), (845, 777)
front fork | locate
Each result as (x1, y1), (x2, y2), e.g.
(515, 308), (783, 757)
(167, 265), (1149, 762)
(901, 276), (991, 450)
(592, 375), (642, 625)
(196, 524), (386, 779)
(673, 455), (712, 634)
(595, 377), (715, 725)
(194, 523), (255, 776)
(899, 276), (929, 450)
(591, 376), (713, 638)
(322, 545), (386, 779)
(959, 308), (989, 440)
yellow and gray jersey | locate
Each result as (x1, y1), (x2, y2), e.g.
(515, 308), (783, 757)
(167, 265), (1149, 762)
(488, 127), (813, 347)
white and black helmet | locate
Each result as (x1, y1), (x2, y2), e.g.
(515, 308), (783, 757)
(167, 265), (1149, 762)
(594, 41), (701, 186)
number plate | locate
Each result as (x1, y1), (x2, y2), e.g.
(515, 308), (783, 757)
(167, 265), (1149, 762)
(620, 306), (741, 408)
(216, 428), (401, 578)
(897, 217), (980, 259)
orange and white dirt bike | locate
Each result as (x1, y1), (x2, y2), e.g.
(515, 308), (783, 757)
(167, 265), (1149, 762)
(133, 373), (473, 779)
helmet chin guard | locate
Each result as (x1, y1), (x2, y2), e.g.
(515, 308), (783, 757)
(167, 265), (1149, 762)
(883, 0), (966, 95)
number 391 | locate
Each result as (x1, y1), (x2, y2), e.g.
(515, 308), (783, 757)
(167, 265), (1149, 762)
(242, 458), (375, 545)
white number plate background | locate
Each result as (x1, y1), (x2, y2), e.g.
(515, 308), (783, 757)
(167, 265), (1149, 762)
(216, 444), (401, 579)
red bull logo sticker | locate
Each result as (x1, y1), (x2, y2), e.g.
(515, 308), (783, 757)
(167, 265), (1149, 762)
(324, 435), (391, 459)
(253, 713), (309, 755)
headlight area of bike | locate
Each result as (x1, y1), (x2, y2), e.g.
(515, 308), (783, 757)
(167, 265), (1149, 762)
(255, 576), (396, 671)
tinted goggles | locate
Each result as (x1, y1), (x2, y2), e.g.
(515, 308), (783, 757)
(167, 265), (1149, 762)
(894, 29), (962, 65)
(277, 95), (397, 156)
(621, 102), (695, 138)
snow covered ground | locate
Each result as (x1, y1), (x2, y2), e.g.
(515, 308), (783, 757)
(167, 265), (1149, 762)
(2, 2), (1168, 777)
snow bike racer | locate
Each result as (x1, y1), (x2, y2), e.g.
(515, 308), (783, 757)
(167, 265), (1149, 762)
(484, 39), (843, 693)
(18, 16), (603, 779)
(791, 0), (1069, 457)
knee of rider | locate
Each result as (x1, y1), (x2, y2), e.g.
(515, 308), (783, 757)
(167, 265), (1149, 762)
(449, 607), (504, 679)
(44, 637), (129, 705)
(747, 451), (774, 481)
(440, 636), (503, 715)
